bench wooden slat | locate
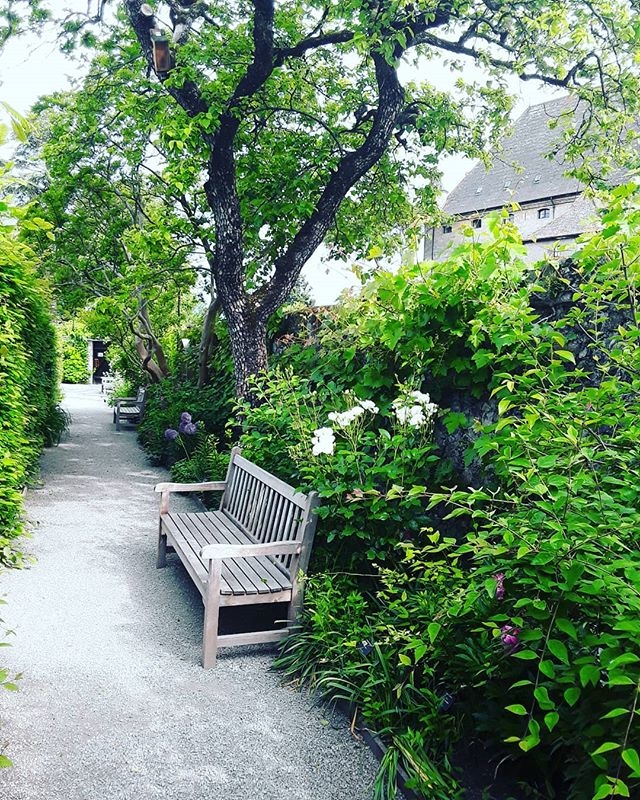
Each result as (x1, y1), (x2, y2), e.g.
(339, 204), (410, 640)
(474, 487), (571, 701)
(168, 513), (265, 596)
(162, 513), (239, 596)
(233, 454), (308, 508)
(213, 512), (292, 591)
(165, 511), (293, 596)
(198, 512), (292, 594)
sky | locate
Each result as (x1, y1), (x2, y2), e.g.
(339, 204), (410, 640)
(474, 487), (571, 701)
(0, 20), (562, 305)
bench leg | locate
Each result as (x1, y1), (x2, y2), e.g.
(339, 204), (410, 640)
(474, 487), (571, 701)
(157, 523), (167, 568)
(115, 409), (121, 432)
(202, 559), (222, 669)
(287, 577), (304, 628)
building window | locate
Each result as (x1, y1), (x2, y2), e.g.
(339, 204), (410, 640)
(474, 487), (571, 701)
(442, 224), (452, 234)
(538, 207), (551, 219)
(472, 218), (482, 229)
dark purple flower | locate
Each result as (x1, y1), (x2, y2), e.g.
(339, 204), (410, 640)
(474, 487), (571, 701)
(180, 412), (192, 424)
(183, 422), (197, 435)
(494, 572), (505, 600)
(500, 624), (520, 650)
(164, 428), (179, 441)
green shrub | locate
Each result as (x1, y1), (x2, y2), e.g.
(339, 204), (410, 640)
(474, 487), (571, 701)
(0, 229), (62, 560)
(138, 369), (234, 466)
(235, 369), (451, 567)
(59, 325), (89, 384)
(170, 434), (230, 484)
(276, 188), (640, 799)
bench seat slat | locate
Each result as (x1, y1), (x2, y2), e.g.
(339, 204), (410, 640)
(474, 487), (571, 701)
(164, 513), (261, 596)
(163, 512), (293, 596)
(191, 511), (292, 593)
(118, 406), (140, 415)
(186, 513), (274, 595)
(213, 511), (292, 590)
(162, 513), (241, 596)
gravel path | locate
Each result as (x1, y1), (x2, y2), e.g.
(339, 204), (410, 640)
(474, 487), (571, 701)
(0, 384), (378, 800)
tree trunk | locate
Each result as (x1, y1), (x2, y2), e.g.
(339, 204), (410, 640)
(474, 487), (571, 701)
(226, 309), (268, 403)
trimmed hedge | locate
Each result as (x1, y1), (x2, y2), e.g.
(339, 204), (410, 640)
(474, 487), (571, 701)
(0, 232), (63, 562)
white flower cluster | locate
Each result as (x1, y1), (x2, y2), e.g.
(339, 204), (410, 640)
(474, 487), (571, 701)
(327, 398), (379, 428)
(312, 398), (379, 456)
(311, 427), (336, 455)
(392, 390), (438, 428)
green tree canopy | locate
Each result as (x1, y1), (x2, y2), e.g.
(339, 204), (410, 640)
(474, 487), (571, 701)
(11, 0), (640, 395)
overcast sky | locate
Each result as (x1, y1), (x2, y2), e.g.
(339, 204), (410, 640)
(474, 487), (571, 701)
(0, 22), (561, 304)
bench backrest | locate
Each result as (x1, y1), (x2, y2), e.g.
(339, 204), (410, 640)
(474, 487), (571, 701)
(220, 448), (319, 576)
(136, 387), (147, 415)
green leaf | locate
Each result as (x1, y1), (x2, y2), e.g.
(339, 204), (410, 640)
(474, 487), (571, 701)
(505, 704), (528, 716)
(539, 659), (556, 679)
(512, 649), (538, 660)
(601, 708), (629, 719)
(591, 742), (621, 756)
(534, 686), (555, 710)
(609, 675), (635, 687)
(547, 639), (569, 664)
(555, 349), (575, 363)
(564, 687), (581, 707)
(622, 748), (640, 775)
(544, 711), (560, 731)
(427, 622), (441, 644)
(555, 618), (578, 641)
(580, 664), (600, 687)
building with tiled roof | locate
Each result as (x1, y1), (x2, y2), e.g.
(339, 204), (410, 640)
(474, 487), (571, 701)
(423, 96), (601, 262)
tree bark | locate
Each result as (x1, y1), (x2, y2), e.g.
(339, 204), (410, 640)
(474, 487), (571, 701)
(226, 306), (268, 402)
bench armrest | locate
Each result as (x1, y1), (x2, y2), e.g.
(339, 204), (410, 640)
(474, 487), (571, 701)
(114, 397), (137, 406)
(155, 481), (226, 493)
(156, 481), (226, 515)
(200, 541), (302, 560)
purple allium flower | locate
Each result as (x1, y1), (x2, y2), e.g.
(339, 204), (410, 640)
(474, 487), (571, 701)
(180, 412), (192, 424)
(183, 422), (197, 435)
(164, 428), (179, 441)
(494, 572), (505, 600)
(500, 624), (520, 650)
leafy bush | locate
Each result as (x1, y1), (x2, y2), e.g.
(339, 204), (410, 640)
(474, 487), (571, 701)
(138, 369), (234, 465)
(276, 188), (640, 799)
(170, 434), (230, 484)
(236, 369), (450, 567)
(0, 215), (61, 561)
(58, 323), (89, 384)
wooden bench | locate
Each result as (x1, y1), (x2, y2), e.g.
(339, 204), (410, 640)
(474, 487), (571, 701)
(113, 387), (146, 431)
(155, 447), (319, 668)
(101, 374), (116, 395)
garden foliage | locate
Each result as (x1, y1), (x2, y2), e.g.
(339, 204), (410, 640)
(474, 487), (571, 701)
(253, 194), (640, 799)
(0, 184), (63, 562)
(57, 321), (89, 385)
(133, 188), (640, 798)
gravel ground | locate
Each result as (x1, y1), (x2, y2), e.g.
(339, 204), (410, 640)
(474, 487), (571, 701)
(0, 384), (379, 800)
